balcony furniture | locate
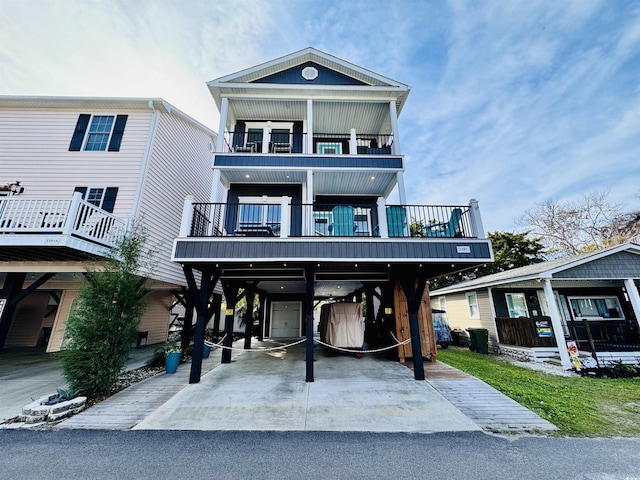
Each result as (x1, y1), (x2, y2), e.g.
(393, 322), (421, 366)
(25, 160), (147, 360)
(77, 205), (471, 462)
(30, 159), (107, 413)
(426, 208), (463, 237)
(331, 205), (356, 236)
(386, 206), (407, 237)
(235, 224), (275, 237)
(235, 142), (256, 153)
(271, 142), (291, 153)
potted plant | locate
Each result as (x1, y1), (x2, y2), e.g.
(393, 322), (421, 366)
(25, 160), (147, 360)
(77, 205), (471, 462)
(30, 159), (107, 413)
(202, 328), (214, 359)
(164, 332), (182, 374)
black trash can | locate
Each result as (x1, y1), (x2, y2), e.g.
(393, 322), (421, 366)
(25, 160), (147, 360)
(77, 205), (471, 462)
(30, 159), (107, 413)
(467, 328), (488, 354)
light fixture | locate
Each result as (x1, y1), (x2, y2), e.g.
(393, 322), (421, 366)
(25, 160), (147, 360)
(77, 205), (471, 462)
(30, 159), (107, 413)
(370, 176), (375, 180)
(245, 174), (250, 178)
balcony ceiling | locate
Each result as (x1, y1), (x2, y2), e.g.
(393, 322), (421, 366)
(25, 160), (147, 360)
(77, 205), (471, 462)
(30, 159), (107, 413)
(228, 100), (392, 134)
(219, 169), (397, 197)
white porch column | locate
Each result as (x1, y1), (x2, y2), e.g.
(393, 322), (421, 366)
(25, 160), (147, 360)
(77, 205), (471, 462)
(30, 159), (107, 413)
(389, 100), (400, 155)
(377, 197), (388, 238)
(396, 171), (407, 205)
(306, 99), (313, 154)
(280, 196), (291, 238)
(349, 128), (357, 155)
(207, 169), (222, 236)
(262, 122), (271, 153)
(304, 169), (314, 236)
(543, 279), (572, 368)
(624, 279), (640, 329)
(217, 97), (228, 152)
(469, 198), (486, 239)
(179, 196), (195, 237)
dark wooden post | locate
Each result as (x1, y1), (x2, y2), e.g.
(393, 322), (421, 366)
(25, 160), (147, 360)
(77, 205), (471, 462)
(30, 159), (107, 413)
(211, 294), (222, 335)
(257, 293), (265, 341)
(400, 272), (428, 381)
(364, 286), (375, 345)
(243, 287), (255, 350)
(0, 272), (54, 354)
(305, 264), (315, 382)
(183, 267), (219, 384)
(221, 281), (240, 364)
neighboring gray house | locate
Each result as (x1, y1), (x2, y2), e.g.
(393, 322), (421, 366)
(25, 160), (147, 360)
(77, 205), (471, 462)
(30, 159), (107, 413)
(431, 243), (640, 368)
(0, 97), (216, 353)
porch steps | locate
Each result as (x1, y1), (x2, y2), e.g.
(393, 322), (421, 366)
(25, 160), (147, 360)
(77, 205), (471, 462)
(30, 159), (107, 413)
(422, 362), (558, 433)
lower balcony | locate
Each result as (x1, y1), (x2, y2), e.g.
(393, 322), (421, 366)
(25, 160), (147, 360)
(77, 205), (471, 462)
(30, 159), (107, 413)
(0, 193), (127, 261)
(174, 197), (493, 267)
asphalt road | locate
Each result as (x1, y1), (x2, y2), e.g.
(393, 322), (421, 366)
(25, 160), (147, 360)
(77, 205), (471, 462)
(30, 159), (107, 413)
(2, 430), (639, 479)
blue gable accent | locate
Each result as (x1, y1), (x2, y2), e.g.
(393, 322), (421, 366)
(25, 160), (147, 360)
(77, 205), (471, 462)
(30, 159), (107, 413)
(214, 155), (403, 169)
(253, 62), (368, 86)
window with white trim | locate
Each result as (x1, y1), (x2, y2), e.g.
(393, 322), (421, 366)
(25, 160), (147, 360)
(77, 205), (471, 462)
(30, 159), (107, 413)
(505, 293), (529, 318)
(466, 292), (480, 318)
(569, 296), (624, 320)
(69, 114), (128, 152)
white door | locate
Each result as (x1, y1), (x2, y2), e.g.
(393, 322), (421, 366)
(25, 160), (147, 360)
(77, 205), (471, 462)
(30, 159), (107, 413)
(270, 301), (302, 338)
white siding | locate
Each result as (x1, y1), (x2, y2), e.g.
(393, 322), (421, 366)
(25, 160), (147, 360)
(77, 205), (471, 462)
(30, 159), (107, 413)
(0, 107), (152, 218)
(135, 111), (215, 285)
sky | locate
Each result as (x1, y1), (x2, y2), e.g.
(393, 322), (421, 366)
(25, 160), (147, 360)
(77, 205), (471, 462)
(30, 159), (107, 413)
(1, 0), (639, 233)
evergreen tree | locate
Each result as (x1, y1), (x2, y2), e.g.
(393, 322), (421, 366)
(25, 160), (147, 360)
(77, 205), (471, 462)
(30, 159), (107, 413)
(61, 226), (153, 398)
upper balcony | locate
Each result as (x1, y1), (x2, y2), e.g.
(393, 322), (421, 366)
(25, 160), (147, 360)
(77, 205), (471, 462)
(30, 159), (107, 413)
(0, 192), (127, 261)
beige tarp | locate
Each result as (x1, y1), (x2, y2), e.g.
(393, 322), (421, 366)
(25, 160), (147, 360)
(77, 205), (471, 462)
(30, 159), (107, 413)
(321, 303), (364, 348)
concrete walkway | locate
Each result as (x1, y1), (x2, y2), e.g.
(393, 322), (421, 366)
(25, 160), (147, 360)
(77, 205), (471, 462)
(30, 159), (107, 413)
(56, 340), (555, 433)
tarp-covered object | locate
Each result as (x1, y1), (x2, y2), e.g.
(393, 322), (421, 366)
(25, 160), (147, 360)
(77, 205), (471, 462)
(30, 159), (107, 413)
(320, 303), (364, 348)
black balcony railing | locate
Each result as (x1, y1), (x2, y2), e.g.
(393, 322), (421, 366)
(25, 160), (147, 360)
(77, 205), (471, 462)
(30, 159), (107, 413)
(187, 202), (475, 239)
(221, 131), (395, 155)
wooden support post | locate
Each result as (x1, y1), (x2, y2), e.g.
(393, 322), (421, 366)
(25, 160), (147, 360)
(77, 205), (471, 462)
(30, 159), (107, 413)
(183, 266), (219, 384)
(243, 287), (255, 350)
(257, 293), (265, 341)
(221, 281), (240, 364)
(211, 294), (222, 335)
(305, 264), (315, 382)
(399, 272), (429, 381)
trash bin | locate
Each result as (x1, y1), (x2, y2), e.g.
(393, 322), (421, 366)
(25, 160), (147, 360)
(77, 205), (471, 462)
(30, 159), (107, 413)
(467, 328), (488, 354)
(450, 329), (470, 347)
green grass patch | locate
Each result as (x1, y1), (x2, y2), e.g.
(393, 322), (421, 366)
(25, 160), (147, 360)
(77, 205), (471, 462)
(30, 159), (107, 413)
(437, 348), (640, 437)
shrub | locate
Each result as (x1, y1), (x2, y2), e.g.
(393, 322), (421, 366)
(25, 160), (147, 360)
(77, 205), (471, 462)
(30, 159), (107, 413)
(61, 225), (154, 398)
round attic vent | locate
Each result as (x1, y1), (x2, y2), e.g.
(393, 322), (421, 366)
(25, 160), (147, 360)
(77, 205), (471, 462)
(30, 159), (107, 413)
(302, 66), (318, 81)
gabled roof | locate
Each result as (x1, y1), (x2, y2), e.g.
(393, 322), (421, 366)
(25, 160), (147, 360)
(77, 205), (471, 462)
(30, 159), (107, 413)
(0, 96), (217, 138)
(207, 47), (410, 113)
(431, 242), (640, 295)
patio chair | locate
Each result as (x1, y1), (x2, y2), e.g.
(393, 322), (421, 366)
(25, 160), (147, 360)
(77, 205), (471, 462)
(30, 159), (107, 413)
(331, 205), (356, 236)
(385, 206), (407, 237)
(426, 208), (463, 237)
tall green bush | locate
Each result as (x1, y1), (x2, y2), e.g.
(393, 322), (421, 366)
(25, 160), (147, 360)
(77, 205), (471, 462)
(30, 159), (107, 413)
(61, 225), (153, 398)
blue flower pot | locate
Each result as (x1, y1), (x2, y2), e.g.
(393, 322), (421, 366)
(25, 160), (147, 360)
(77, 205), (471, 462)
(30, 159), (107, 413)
(165, 351), (181, 374)
(202, 344), (212, 359)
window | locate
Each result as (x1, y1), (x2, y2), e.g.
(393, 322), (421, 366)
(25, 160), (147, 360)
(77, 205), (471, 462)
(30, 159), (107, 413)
(317, 142), (342, 154)
(466, 292), (480, 318)
(74, 186), (119, 213)
(569, 296), (624, 320)
(537, 290), (570, 336)
(438, 297), (447, 311)
(505, 293), (529, 318)
(237, 196), (282, 235)
(69, 114), (128, 152)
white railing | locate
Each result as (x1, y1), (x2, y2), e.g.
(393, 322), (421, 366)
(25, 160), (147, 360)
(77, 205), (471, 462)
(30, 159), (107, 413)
(0, 192), (126, 247)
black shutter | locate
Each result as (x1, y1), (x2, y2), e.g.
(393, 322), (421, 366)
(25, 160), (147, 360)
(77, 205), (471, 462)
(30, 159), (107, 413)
(108, 115), (128, 151)
(69, 114), (91, 151)
(232, 121), (246, 148)
(73, 186), (87, 198)
(102, 187), (119, 213)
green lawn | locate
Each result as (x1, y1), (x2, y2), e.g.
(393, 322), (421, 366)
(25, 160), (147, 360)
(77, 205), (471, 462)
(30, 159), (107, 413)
(437, 348), (640, 437)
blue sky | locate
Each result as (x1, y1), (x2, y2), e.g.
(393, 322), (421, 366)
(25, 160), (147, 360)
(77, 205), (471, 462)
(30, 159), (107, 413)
(1, 0), (638, 232)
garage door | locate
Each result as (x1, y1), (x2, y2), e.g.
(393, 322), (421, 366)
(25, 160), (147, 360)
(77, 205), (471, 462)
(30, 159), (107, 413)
(270, 301), (301, 338)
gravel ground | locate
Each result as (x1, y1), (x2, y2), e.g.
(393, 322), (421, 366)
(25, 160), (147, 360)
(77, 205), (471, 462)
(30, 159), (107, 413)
(499, 356), (579, 377)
